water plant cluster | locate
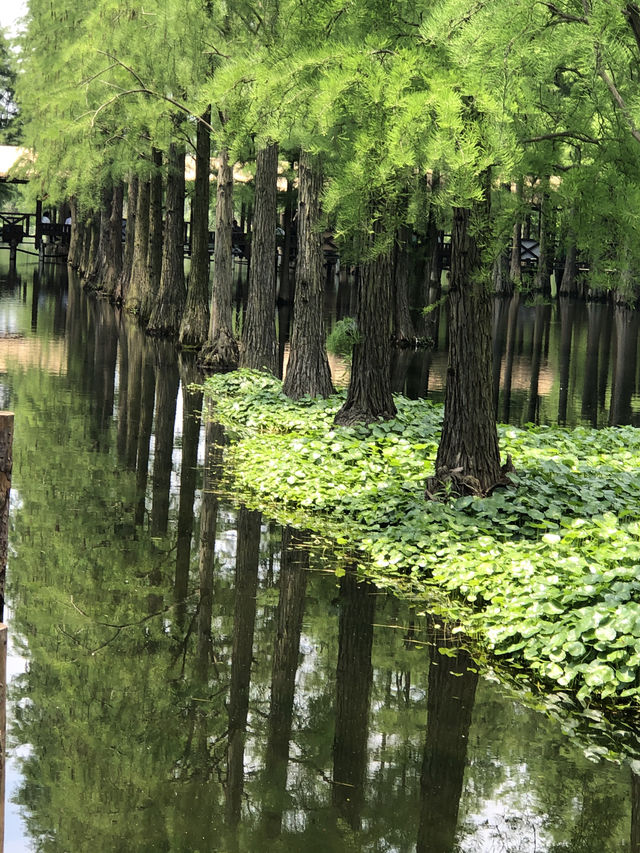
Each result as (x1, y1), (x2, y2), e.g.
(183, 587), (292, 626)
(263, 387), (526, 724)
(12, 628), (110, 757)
(203, 370), (640, 714)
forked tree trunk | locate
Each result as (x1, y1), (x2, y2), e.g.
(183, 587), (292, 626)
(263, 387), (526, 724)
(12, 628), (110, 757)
(116, 174), (138, 304)
(198, 147), (239, 371)
(335, 220), (396, 425)
(240, 142), (279, 373)
(82, 210), (100, 281)
(148, 143), (186, 336)
(180, 109), (211, 349)
(432, 197), (502, 494)
(282, 151), (333, 400)
(126, 178), (151, 316)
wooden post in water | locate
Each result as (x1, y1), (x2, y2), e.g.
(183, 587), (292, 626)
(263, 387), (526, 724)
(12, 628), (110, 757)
(0, 622), (6, 853)
(0, 413), (13, 625)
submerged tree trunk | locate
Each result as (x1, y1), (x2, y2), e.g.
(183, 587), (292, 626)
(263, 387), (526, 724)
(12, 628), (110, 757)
(240, 142), (279, 373)
(198, 147), (238, 371)
(148, 143), (186, 336)
(430, 196), (503, 495)
(282, 151), (333, 400)
(180, 109), (211, 349)
(116, 174), (138, 304)
(126, 177), (151, 316)
(335, 220), (396, 425)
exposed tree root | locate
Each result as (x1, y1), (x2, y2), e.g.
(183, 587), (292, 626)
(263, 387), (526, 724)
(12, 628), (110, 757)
(198, 333), (239, 373)
(425, 454), (515, 500)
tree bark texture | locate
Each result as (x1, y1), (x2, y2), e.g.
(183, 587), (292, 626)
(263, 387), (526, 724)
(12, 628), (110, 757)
(509, 181), (523, 285)
(282, 152), (333, 400)
(101, 183), (124, 299)
(116, 174), (138, 304)
(335, 222), (397, 425)
(393, 224), (416, 341)
(85, 185), (112, 290)
(148, 143), (186, 336)
(142, 147), (164, 324)
(126, 177), (151, 316)
(534, 182), (553, 296)
(240, 142), (279, 373)
(433, 201), (502, 493)
(180, 109), (211, 350)
(66, 197), (80, 269)
(81, 210), (100, 281)
(198, 147), (238, 371)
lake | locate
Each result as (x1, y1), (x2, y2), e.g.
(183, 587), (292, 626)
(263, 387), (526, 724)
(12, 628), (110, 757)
(0, 253), (638, 851)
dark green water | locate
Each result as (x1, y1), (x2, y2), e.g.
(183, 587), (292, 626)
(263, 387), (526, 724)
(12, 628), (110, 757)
(0, 254), (639, 851)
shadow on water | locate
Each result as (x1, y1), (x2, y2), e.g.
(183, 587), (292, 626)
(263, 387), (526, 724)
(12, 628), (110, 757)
(2, 256), (640, 850)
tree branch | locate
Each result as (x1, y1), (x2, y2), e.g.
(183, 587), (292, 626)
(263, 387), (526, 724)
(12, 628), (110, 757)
(596, 58), (640, 146)
(522, 130), (600, 144)
(623, 2), (640, 56)
(540, 2), (588, 24)
(85, 88), (215, 133)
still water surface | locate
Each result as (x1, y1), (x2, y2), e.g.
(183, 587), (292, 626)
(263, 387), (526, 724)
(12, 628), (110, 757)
(1, 255), (639, 851)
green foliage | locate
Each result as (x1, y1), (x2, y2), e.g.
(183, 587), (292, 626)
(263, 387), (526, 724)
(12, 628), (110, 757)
(202, 370), (640, 714)
(326, 317), (360, 359)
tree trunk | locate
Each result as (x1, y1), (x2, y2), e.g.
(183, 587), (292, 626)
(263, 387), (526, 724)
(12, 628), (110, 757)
(559, 239), (578, 296)
(66, 197), (80, 269)
(115, 174), (138, 304)
(196, 421), (224, 679)
(416, 620), (478, 853)
(126, 177), (151, 316)
(148, 143), (186, 336)
(150, 339), (180, 537)
(226, 506), (261, 828)
(431, 197), (502, 495)
(260, 527), (309, 838)
(142, 147), (164, 324)
(393, 224), (416, 341)
(180, 109), (211, 349)
(101, 183), (124, 300)
(174, 363), (203, 629)
(332, 568), (376, 830)
(240, 142), (279, 373)
(278, 170), (295, 303)
(534, 181), (553, 296)
(282, 151), (333, 400)
(509, 180), (523, 285)
(85, 185), (112, 290)
(335, 220), (396, 425)
(198, 147), (239, 371)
